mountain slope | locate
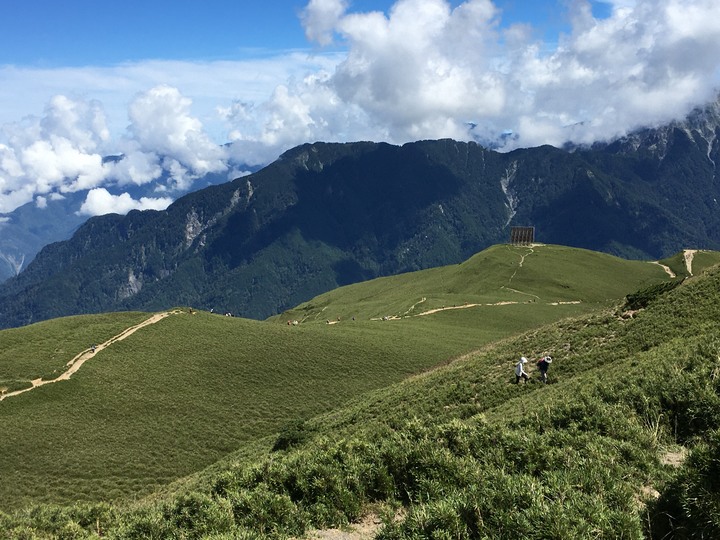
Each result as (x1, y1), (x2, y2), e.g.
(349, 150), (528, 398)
(0, 244), (678, 510)
(0, 163), (242, 284)
(274, 243), (674, 324)
(3, 250), (720, 536)
(2, 100), (720, 328)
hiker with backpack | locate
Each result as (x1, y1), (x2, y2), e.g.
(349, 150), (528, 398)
(537, 355), (553, 384)
(515, 357), (530, 384)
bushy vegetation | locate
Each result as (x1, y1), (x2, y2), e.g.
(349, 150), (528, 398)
(0, 258), (720, 539)
(624, 278), (683, 310)
(3, 248), (720, 538)
(651, 429), (720, 539)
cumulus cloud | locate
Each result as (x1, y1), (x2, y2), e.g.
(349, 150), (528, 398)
(3, 0), (720, 214)
(225, 0), (720, 155)
(121, 85), (228, 190)
(77, 187), (173, 216)
(0, 86), (231, 213)
(0, 96), (110, 212)
(301, 0), (349, 46)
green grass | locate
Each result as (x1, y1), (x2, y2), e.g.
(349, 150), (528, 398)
(688, 249), (720, 274)
(161, 259), (720, 539)
(0, 244), (671, 512)
(7, 261), (717, 539)
(2, 244), (718, 538)
(275, 244), (669, 323)
(0, 312), (150, 393)
(658, 248), (720, 278)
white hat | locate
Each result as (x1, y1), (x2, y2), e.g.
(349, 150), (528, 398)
(520, 357), (528, 363)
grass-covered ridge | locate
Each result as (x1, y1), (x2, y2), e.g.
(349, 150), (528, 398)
(2, 245), (720, 538)
(275, 243), (671, 323)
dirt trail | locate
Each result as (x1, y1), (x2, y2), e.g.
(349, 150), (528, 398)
(300, 515), (382, 540)
(403, 297), (426, 316)
(417, 303), (482, 316)
(684, 249), (698, 275)
(0, 310), (181, 402)
(651, 261), (676, 278)
(508, 246), (534, 283)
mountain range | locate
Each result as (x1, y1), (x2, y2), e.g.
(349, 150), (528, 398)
(0, 99), (719, 329)
(0, 159), (252, 283)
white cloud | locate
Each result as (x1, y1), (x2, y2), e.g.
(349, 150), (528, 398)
(0, 96), (110, 212)
(0, 87), (235, 213)
(3, 0), (720, 215)
(124, 85), (228, 189)
(104, 146), (162, 186)
(301, 0), (349, 46)
(326, 0), (720, 147)
(225, 0), (720, 154)
(77, 188), (173, 216)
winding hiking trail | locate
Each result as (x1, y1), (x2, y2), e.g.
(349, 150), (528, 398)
(651, 261), (676, 278)
(0, 310), (182, 402)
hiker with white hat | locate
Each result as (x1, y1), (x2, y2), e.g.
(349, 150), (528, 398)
(515, 357), (530, 384)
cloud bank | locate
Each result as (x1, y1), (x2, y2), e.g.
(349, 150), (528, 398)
(0, 86), (230, 214)
(279, 0), (720, 147)
(224, 0), (720, 162)
(2, 0), (720, 216)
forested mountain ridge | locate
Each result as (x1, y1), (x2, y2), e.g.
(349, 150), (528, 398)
(1, 101), (719, 328)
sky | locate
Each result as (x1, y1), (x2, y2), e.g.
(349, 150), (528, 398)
(1, 0), (719, 217)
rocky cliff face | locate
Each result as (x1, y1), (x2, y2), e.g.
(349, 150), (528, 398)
(1, 102), (720, 328)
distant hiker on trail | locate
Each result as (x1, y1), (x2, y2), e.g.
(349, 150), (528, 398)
(537, 355), (553, 384)
(515, 357), (529, 384)
(91, 345), (96, 353)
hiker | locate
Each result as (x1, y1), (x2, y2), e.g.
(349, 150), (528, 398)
(91, 344), (96, 353)
(515, 357), (530, 384)
(537, 355), (553, 384)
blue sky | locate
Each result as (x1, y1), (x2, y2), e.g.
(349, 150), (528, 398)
(0, 1), (313, 65)
(1, 0), (719, 217)
(0, 0), (611, 65)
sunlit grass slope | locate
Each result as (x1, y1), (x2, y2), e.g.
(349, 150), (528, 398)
(0, 243), (678, 513)
(275, 243), (670, 323)
(658, 248), (720, 278)
(0, 312), (150, 394)
(2, 252), (720, 537)
(4, 253), (720, 537)
(0, 310), (480, 509)
(135, 260), (720, 538)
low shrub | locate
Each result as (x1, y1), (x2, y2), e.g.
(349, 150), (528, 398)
(650, 429), (720, 539)
(624, 278), (683, 311)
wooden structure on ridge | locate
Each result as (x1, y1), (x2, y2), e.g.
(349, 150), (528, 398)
(510, 226), (535, 246)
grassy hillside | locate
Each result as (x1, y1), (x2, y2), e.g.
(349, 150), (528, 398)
(3, 245), (720, 538)
(0, 312), (151, 394)
(275, 243), (670, 323)
(0, 244), (673, 515)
